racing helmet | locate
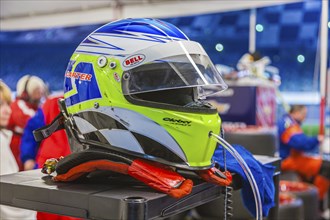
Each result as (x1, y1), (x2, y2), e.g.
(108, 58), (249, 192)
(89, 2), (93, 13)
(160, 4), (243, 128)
(63, 18), (227, 170)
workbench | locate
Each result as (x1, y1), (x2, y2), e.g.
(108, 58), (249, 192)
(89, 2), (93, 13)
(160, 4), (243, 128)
(0, 155), (280, 220)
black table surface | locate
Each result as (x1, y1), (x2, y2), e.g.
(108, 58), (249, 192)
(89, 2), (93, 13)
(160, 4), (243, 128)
(0, 155), (281, 220)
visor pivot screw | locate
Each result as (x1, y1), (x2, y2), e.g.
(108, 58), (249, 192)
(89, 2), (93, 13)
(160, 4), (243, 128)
(97, 56), (108, 68)
(123, 72), (130, 80)
(94, 102), (99, 109)
(109, 62), (116, 69)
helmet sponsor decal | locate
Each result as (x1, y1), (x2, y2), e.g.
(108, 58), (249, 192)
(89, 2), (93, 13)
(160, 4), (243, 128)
(123, 54), (145, 68)
(64, 62), (101, 106)
(163, 117), (192, 126)
(65, 71), (92, 81)
(114, 72), (121, 82)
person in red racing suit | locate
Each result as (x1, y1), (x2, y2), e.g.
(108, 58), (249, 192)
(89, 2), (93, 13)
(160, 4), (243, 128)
(7, 75), (46, 170)
(20, 95), (71, 170)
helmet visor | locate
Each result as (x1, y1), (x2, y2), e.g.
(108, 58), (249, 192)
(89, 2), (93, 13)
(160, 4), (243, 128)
(122, 41), (227, 96)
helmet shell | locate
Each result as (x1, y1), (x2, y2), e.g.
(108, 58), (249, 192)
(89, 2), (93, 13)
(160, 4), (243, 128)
(64, 18), (225, 169)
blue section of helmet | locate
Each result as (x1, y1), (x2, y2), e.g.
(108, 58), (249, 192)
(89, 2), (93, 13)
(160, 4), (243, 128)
(92, 32), (169, 43)
(89, 36), (124, 50)
(81, 36), (124, 50)
(94, 18), (189, 41)
(64, 62), (101, 107)
(64, 60), (75, 92)
(82, 38), (97, 44)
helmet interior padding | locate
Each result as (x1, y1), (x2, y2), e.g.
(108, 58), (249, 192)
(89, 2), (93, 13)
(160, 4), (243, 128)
(56, 149), (132, 175)
(133, 88), (193, 106)
(126, 88), (217, 114)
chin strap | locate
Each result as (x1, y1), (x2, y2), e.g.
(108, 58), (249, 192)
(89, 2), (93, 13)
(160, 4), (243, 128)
(33, 112), (65, 142)
(33, 99), (73, 143)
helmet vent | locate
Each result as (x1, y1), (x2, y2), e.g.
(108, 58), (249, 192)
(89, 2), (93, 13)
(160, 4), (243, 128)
(97, 56), (108, 68)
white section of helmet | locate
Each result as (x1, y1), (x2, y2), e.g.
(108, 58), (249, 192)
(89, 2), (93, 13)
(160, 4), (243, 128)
(99, 129), (145, 154)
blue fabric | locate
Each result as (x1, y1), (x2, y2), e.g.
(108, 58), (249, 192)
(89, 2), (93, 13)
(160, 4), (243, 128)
(20, 108), (45, 163)
(213, 144), (275, 217)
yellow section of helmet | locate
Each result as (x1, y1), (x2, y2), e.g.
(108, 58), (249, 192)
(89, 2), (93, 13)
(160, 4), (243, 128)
(65, 53), (221, 168)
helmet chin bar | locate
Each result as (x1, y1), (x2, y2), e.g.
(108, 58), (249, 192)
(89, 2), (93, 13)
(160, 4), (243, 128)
(58, 99), (212, 171)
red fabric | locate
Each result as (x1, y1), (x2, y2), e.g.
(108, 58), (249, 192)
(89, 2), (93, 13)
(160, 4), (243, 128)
(54, 160), (129, 182)
(7, 99), (38, 130)
(167, 179), (193, 199)
(280, 180), (309, 192)
(197, 167), (232, 186)
(36, 129), (71, 168)
(128, 159), (192, 198)
(281, 152), (330, 199)
(313, 175), (330, 199)
(8, 134), (23, 170)
(42, 96), (61, 125)
(37, 212), (81, 220)
(7, 99), (38, 170)
(36, 96), (71, 168)
(281, 150), (322, 179)
(279, 192), (295, 205)
(35, 96), (82, 220)
(53, 157), (192, 199)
